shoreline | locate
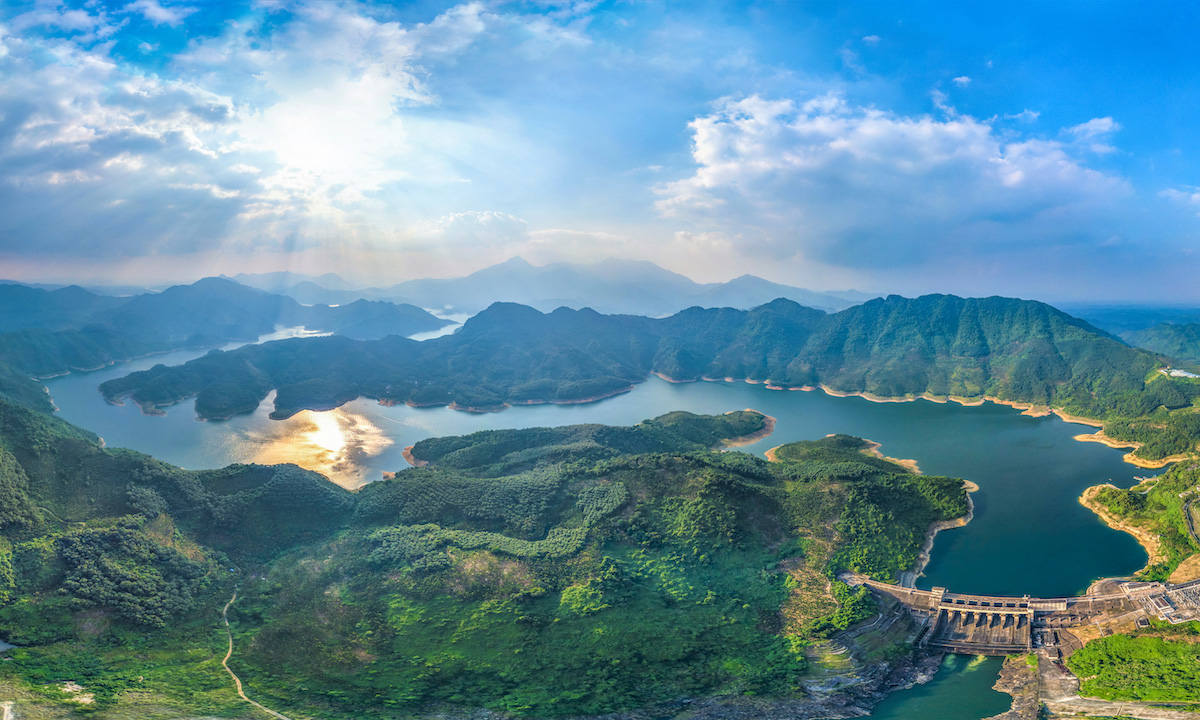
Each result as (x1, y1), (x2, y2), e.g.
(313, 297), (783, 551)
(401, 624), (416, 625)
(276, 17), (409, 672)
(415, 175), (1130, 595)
(718, 410), (776, 448)
(899, 482), (978, 588)
(764, 435), (925, 475)
(92, 366), (1188, 469)
(1079, 483), (1165, 575)
(401, 446), (428, 468)
(645, 373), (1180, 468)
(1072, 430), (1189, 469)
(860, 439), (922, 474)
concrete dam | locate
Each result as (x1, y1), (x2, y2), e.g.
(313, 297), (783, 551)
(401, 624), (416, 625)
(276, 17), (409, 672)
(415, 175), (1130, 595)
(840, 573), (1200, 658)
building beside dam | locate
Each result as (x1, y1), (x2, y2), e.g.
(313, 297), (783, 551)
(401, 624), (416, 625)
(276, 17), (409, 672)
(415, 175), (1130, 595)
(840, 574), (1200, 658)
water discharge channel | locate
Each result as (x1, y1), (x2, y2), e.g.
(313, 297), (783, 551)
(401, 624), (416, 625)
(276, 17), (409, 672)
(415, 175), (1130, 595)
(42, 340), (1154, 719)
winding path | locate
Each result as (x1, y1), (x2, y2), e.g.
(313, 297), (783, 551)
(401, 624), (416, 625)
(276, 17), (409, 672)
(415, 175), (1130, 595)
(221, 591), (294, 720)
(1183, 498), (1200, 547)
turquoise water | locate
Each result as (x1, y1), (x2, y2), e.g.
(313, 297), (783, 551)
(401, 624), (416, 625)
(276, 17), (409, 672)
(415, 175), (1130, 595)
(868, 655), (1011, 720)
(42, 351), (1156, 718)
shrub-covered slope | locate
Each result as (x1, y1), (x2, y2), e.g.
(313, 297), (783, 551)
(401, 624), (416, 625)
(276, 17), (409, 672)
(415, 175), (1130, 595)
(99, 294), (1200, 462)
(0, 400), (967, 718)
(1125, 322), (1200, 367)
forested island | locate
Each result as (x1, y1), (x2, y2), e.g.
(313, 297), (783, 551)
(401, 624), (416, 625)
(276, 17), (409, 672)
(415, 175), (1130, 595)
(100, 294), (1200, 464)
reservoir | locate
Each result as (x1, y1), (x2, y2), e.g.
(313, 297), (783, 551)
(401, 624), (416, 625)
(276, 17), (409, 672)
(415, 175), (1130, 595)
(42, 344), (1152, 719)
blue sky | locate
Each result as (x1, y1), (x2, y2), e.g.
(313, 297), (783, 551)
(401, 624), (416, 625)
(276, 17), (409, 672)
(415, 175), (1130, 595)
(2, 0), (1199, 301)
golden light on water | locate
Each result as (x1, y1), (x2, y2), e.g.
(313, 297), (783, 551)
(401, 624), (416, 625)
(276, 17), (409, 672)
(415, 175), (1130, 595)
(246, 407), (392, 489)
(308, 411), (348, 455)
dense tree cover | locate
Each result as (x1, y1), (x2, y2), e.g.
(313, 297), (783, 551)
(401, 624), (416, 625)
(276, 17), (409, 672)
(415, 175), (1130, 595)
(405, 409), (768, 474)
(225, 425), (965, 718)
(1067, 634), (1200, 702)
(768, 436), (969, 580)
(97, 294), (1200, 461)
(0, 397), (969, 718)
(1090, 462), (1200, 579)
(57, 519), (212, 628)
(0, 277), (449, 390)
(1125, 322), (1200, 366)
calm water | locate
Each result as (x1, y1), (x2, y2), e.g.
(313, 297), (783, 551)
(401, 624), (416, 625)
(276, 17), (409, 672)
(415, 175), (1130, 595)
(868, 655), (1010, 720)
(43, 348), (1154, 719)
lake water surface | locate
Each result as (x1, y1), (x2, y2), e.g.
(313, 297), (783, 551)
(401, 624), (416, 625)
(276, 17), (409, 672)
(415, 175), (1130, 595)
(42, 343), (1155, 718)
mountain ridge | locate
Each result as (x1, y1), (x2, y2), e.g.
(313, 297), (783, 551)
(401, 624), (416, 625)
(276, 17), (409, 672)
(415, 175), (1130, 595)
(95, 292), (1200, 463)
(230, 257), (874, 316)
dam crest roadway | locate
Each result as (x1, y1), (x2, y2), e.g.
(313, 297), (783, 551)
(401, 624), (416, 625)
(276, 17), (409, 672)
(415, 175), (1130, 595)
(839, 573), (1200, 659)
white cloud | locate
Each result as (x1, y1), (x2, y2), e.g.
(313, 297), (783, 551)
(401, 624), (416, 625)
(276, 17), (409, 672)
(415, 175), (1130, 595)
(1161, 187), (1200, 215)
(123, 0), (197, 28)
(1065, 116), (1120, 154)
(655, 93), (1132, 267)
(1068, 116), (1120, 139)
(1005, 109), (1040, 123)
(0, 12), (268, 256)
(952, 75), (971, 87)
(862, 35), (880, 45)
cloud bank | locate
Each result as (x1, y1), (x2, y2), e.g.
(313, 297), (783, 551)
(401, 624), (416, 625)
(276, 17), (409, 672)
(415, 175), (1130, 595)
(656, 94), (1132, 268)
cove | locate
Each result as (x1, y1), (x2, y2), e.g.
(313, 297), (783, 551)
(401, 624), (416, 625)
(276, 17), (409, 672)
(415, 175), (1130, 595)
(46, 363), (1149, 598)
(42, 356), (1155, 719)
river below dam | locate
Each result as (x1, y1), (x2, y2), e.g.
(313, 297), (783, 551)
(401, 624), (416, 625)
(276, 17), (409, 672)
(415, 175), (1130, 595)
(42, 337), (1154, 719)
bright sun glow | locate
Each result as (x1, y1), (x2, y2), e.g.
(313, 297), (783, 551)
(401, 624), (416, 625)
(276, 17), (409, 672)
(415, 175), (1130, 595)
(307, 410), (347, 455)
(247, 406), (392, 489)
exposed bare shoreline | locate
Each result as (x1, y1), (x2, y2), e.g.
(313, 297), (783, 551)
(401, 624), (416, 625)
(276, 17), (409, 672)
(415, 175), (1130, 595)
(764, 434), (977, 588)
(901, 491), (976, 589)
(860, 439), (922, 474)
(401, 446), (428, 468)
(1072, 431), (1190, 469)
(1079, 483), (1165, 574)
(649, 372), (1185, 468)
(99, 367), (1185, 470)
(718, 409), (777, 448)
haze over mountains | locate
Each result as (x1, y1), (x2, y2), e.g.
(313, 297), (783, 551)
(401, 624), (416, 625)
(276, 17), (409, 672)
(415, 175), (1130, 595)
(229, 257), (875, 316)
(0, 278), (451, 407)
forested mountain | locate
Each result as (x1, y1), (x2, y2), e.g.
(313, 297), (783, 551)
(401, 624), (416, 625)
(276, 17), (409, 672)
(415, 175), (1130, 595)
(98, 292), (1200, 462)
(0, 277), (450, 396)
(1124, 323), (1200, 366)
(0, 396), (967, 717)
(90, 277), (449, 345)
(232, 257), (870, 315)
(0, 284), (125, 332)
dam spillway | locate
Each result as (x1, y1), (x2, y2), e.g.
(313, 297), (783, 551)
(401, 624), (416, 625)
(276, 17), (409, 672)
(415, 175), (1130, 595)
(841, 574), (1200, 658)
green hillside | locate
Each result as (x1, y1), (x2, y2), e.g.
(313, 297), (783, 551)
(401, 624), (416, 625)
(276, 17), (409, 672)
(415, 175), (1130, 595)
(0, 399), (967, 718)
(0, 278), (450, 390)
(99, 294), (1200, 462)
(1125, 322), (1200, 366)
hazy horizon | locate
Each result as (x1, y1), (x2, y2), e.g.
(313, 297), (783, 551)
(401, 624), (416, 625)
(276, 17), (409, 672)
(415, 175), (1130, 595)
(3, 1), (1200, 303)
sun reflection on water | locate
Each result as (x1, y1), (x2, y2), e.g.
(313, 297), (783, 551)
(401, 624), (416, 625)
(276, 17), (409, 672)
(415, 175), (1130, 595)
(246, 407), (391, 489)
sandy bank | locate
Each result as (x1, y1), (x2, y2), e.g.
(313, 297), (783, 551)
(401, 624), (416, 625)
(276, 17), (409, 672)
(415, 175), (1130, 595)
(649, 373), (1184, 468)
(1079, 483), (1164, 574)
(765, 435), (927, 477)
(401, 445), (428, 468)
(719, 409), (777, 448)
(1073, 431), (1190, 469)
(860, 439), (922, 474)
(899, 484), (977, 588)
